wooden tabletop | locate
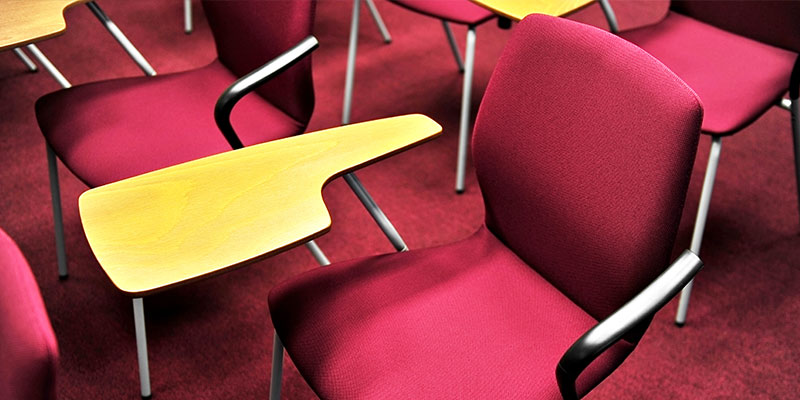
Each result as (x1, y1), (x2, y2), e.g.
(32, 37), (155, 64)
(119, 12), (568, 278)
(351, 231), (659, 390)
(470, 0), (594, 21)
(79, 114), (442, 297)
(0, 0), (86, 50)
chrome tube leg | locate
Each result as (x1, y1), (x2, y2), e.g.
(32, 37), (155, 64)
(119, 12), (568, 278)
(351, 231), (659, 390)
(28, 45), (70, 278)
(597, 0), (619, 33)
(441, 21), (464, 73)
(268, 241), (330, 399)
(13, 47), (38, 72)
(133, 298), (152, 399)
(304, 240), (331, 266)
(790, 100), (800, 226)
(364, 0), (392, 44)
(343, 173), (408, 251)
(85, 2), (157, 76)
(25, 44), (71, 88)
(269, 333), (284, 400)
(184, 0), (193, 34)
(46, 145), (68, 279)
(455, 27), (476, 194)
(675, 136), (723, 326)
(343, 0), (361, 125)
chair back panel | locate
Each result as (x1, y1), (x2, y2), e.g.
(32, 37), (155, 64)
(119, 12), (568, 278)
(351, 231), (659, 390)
(472, 15), (702, 320)
(0, 228), (58, 400)
(670, 0), (800, 53)
(202, 0), (316, 126)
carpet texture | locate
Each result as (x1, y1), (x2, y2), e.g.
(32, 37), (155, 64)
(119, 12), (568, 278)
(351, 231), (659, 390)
(0, 0), (798, 398)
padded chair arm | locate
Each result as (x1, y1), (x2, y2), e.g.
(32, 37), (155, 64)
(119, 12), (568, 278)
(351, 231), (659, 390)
(78, 114), (441, 296)
(214, 35), (320, 149)
(555, 250), (702, 400)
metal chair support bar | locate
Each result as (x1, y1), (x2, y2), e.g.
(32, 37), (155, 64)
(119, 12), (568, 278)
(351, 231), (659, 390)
(214, 36), (319, 150)
(555, 250), (703, 400)
(85, 1), (156, 77)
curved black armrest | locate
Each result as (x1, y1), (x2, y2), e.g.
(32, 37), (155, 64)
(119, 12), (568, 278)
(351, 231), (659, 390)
(214, 35), (320, 150)
(596, 0), (619, 34)
(556, 250), (702, 400)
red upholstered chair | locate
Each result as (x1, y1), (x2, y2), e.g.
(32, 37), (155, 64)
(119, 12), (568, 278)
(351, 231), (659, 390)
(596, 0), (800, 325)
(269, 14), (704, 399)
(343, 0), (496, 193)
(0, 228), (59, 400)
(36, 0), (406, 279)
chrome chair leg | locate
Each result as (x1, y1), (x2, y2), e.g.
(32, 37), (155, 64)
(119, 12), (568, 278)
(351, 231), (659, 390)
(675, 136), (722, 326)
(184, 0), (193, 34)
(12, 47), (38, 72)
(364, 0), (391, 43)
(455, 27), (476, 194)
(441, 21), (465, 73)
(133, 298), (152, 399)
(85, 1), (157, 77)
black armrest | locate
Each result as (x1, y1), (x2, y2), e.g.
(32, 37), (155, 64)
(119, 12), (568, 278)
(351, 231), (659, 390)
(214, 35), (320, 150)
(556, 249), (703, 400)
(597, 0), (619, 34)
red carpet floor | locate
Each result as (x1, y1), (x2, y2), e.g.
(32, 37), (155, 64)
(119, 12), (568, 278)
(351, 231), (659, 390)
(1, 1), (799, 398)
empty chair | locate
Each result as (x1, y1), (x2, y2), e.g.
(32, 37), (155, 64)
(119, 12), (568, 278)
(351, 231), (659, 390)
(596, 0), (800, 325)
(0, 228), (59, 400)
(269, 14), (704, 399)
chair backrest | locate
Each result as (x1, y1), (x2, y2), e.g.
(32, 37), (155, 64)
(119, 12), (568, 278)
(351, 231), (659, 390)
(202, 0), (316, 126)
(472, 14), (702, 321)
(670, 0), (800, 53)
(0, 228), (58, 400)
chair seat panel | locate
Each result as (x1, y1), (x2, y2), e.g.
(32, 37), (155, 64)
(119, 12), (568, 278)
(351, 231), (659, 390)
(390, 0), (494, 25)
(270, 226), (633, 399)
(36, 60), (303, 187)
(620, 11), (796, 135)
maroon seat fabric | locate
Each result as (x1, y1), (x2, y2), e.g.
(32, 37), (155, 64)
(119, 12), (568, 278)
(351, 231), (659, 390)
(389, 0), (494, 25)
(36, 61), (302, 187)
(270, 228), (634, 398)
(0, 228), (58, 400)
(35, 0), (315, 187)
(270, 14), (702, 399)
(619, 11), (797, 135)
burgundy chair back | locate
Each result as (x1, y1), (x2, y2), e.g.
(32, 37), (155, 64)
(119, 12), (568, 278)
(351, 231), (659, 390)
(202, 0), (316, 126)
(670, 0), (800, 53)
(472, 14), (703, 321)
(0, 228), (58, 400)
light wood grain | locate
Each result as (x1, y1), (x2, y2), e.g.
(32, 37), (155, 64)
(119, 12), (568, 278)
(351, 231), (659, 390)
(470, 0), (594, 21)
(79, 114), (442, 296)
(0, 0), (86, 50)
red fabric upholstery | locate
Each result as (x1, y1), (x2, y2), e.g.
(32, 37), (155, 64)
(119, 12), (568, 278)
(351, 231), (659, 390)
(36, 60), (302, 187)
(0, 228), (58, 400)
(474, 14), (702, 321)
(270, 14), (702, 399)
(36, 0), (315, 187)
(270, 227), (634, 399)
(620, 11), (797, 135)
(670, 0), (800, 53)
(203, 0), (315, 125)
(389, 0), (494, 25)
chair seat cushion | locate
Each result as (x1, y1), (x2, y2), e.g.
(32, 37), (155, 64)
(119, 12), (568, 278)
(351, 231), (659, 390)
(269, 226), (634, 399)
(36, 60), (304, 187)
(390, 0), (494, 25)
(619, 11), (797, 135)
(0, 228), (58, 400)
